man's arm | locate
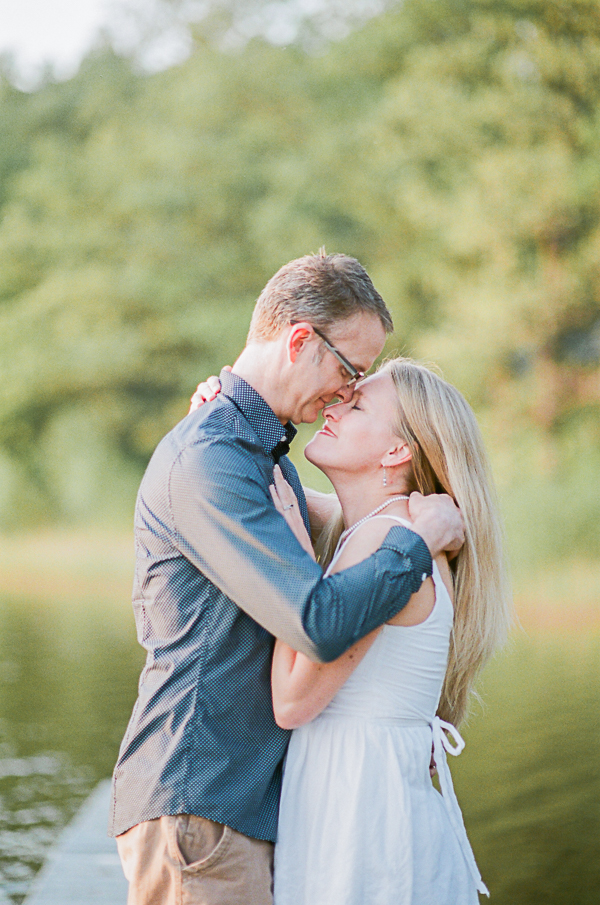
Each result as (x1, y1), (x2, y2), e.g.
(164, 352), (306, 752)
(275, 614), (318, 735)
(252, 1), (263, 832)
(169, 436), (433, 662)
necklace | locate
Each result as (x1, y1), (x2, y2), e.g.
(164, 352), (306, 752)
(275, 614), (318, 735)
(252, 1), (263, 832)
(338, 495), (409, 547)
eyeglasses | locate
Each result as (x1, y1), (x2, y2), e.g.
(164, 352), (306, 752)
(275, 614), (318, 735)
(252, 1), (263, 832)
(290, 320), (365, 386)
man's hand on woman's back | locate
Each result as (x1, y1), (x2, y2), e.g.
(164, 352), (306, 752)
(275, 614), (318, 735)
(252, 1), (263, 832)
(408, 492), (465, 560)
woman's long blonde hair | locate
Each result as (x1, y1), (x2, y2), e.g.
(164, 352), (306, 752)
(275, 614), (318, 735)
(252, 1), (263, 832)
(315, 357), (512, 727)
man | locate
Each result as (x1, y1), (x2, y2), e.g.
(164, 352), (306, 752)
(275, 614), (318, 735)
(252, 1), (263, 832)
(110, 251), (463, 904)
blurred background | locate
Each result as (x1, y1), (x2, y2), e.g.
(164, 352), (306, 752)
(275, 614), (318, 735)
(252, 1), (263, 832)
(0, 0), (598, 902)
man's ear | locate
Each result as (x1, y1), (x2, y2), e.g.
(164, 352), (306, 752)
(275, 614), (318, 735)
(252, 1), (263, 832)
(286, 322), (313, 363)
(381, 442), (412, 468)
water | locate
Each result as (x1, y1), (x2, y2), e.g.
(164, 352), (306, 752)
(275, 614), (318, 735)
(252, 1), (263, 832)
(0, 594), (598, 903)
(454, 637), (600, 902)
(0, 594), (143, 902)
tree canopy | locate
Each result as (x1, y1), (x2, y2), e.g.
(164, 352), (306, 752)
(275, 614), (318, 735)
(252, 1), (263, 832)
(1, 0), (599, 563)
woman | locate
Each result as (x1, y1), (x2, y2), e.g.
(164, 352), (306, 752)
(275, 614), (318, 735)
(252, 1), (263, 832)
(267, 358), (510, 904)
(191, 357), (511, 904)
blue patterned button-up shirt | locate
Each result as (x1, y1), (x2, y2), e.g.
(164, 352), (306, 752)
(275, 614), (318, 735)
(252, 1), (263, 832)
(109, 370), (432, 841)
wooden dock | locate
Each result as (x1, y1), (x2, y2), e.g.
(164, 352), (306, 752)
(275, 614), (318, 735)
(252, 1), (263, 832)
(25, 780), (127, 904)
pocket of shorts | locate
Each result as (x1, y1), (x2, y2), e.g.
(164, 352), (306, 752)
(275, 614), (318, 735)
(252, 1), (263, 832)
(170, 814), (232, 873)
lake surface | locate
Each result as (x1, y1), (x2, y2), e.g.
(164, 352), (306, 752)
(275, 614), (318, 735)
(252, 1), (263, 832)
(0, 593), (598, 904)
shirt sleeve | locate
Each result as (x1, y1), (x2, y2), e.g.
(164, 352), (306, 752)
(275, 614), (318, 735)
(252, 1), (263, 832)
(168, 434), (433, 662)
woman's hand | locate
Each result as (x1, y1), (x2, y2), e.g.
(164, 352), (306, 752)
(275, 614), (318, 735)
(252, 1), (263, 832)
(269, 465), (316, 559)
(188, 366), (230, 414)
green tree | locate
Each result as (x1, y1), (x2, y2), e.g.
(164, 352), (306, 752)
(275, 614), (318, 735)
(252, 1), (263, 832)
(0, 0), (598, 560)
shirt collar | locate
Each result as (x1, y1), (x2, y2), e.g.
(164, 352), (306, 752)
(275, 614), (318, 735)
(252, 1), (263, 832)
(220, 369), (297, 461)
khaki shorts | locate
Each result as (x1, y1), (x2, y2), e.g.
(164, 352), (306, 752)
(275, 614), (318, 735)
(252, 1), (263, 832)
(117, 813), (274, 905)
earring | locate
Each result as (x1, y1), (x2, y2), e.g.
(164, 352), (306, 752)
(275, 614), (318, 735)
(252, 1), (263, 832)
(382, 466), (387, 487)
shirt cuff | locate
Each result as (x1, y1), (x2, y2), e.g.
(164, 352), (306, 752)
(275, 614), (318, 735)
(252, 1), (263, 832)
(378, 525), (433, 586)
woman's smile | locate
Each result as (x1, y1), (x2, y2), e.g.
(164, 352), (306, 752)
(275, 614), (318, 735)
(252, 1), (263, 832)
(318, 422), (336, 438)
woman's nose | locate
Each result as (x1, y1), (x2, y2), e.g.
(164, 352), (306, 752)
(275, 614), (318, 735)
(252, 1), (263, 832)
(324, 401), (346, 422)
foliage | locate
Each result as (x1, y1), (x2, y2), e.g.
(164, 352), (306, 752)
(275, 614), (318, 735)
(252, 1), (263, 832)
(0, 0), (599, 560)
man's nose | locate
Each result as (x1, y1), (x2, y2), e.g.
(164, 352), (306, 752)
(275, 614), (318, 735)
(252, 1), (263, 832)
(334, 384), (354, 404)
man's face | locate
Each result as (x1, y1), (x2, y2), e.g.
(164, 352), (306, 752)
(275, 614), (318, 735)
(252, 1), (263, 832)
(288, 311), (387, 424)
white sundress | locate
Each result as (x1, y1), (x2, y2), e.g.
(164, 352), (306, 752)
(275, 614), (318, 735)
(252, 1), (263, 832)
(273, 515), (488, 905)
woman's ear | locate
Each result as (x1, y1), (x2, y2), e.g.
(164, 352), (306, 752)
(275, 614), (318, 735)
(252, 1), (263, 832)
(381, 442), (412, 468)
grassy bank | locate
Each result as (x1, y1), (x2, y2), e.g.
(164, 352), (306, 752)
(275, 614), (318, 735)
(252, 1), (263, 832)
(0, 529), (598, 634)
(0, 529), (134, 608)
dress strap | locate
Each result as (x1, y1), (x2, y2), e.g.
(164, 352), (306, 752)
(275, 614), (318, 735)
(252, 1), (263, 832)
(326, 513), (414, 574)
(431, 717), (489, 896)
(367, 514), (413, 530)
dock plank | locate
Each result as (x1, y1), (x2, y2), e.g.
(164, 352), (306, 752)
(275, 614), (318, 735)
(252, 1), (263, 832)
(25, 780), (127, 904)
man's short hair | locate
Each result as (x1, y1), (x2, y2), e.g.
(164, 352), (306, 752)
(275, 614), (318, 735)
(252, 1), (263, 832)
(247, 250), (394, 341)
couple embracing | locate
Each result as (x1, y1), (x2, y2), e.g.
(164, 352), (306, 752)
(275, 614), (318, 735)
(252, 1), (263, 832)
(110, 251), (511, 904)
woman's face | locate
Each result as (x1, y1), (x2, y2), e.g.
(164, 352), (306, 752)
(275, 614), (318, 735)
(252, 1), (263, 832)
(305, 371), (404, 479)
